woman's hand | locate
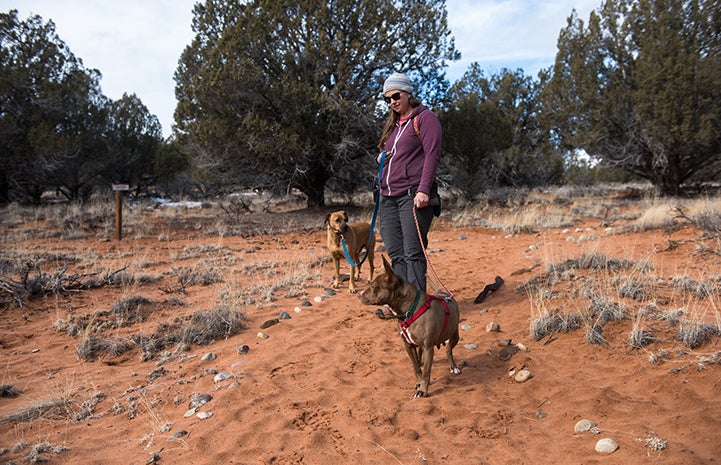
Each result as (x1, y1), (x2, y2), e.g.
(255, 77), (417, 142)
(414, 191), (429, 209)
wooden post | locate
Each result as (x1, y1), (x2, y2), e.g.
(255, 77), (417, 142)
(112, 184), (129, 241)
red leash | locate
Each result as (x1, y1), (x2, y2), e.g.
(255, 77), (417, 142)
(412, 206), (453, 298)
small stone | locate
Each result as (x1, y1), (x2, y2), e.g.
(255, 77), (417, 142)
(464, 343), (479, 350)
(486, 322), (500, 332)
(188, 393), (212, 409)
(595, 438), (619, 453)
(323, 289), (336, 296)
(237, 345), (250, 354)
(279, 311), (291, 320)
(516, 343), (528, 352)
(499, 338), (512, 347)
(300, 300), (312, 307)
(213, 372), (231, 383)
(201, 352), (216, 361)
(257, 332), (269, 339)
(183, 408), (196, 417)
(461, 324), (473, 331)
(514, 369), (532, 383)
(574, 419), (597, 433)
(226, 381), (241, 389)
(260, 319), (279, 329)
(168, 430), (188, 440)
(196, 411), (213, 420)
(313, 296), (324, 303)
(294, 306), (303, 313)
(498, 345), (519, 361)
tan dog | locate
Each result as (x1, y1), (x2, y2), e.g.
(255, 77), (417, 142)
(325, 210), (375, 294)
(358, 256), (462, 398)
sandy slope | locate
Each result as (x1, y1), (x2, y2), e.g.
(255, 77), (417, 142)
(1, 206), (720, 465)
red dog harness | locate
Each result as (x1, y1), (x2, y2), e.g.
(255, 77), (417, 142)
(397, 293), (451, 347)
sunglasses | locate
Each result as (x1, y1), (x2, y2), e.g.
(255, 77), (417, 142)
(383, 92), (403, 104)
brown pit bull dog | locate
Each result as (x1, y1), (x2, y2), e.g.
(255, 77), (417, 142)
(358, 256), (462, 398)
(325, 210), (375, 294)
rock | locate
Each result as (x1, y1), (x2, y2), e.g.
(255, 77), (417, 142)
(188, 393), (212, 409)
(574, 419), (597, 433)
(293, 306), (303, 313)
(323, 289), (336, 296)
(201, 352), (216, 361)
(196, 411), (213, 420)
(257, 332), (269, 339)
(486, 322), (500, 332)
(260, 318), (279, 329)
(213, 372), (231, 383)
(183, 408), (196, 417)
(595, 438), (619, 453)
(279, 311), (291, 320)
(300, 300), (312, 307)
(313, 295), (324, 303)
(168, 430), (188, 440)
(237, 345), (250, 354)
(514, 369), (532, 383)
(499, 338), (512, 347)
(464, 343), (479, 350)
(461, 324), (473, 331)
(498, 345), (519, 361)
(516, 343), (528, 352)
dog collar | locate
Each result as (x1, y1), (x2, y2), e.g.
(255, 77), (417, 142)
(399, 290), (422, 321)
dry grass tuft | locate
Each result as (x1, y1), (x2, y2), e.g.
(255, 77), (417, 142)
(0, 384), (22, 398)
(634, 202), (679, 231)
(678, 321), (715, 349)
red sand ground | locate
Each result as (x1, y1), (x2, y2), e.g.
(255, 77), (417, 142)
(1, 205), (720, 464)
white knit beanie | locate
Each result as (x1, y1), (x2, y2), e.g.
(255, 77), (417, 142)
(383, 72), (413, 95)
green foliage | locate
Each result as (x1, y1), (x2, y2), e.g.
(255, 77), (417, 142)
(0, 10), (172, 204)
(174, 0), (459, 206)
(543, 0), (721, 196)
(441, 65), (561, 198)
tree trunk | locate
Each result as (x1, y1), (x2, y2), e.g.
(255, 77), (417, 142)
(0, 168), (8, 204)
(304, 184), (325, 208)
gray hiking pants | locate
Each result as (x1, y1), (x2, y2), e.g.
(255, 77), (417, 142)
(379, 193), (434, 292)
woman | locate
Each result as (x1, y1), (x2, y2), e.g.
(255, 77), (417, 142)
(376, 72), (442, 293)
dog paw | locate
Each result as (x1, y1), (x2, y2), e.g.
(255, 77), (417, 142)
(413, 390), (428, 398)
(450, 367), (462, 375)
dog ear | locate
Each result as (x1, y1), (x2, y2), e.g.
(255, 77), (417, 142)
(382, 256), (394, 278)
(341, 211), (348, 223)
(324, 213), (331, 226)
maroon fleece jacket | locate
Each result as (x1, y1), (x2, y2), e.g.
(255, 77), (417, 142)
(379, 104), (442, 197)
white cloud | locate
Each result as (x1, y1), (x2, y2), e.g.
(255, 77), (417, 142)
(2, 1), (601, 137)
(3, 0), (196, 137)
(446, 0), (600, 78)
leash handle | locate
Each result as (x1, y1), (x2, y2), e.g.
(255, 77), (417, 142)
(341, 151), (386, 268)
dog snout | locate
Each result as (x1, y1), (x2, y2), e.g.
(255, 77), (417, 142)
(340, 223), (349, 234)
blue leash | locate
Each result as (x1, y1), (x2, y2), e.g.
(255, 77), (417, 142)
(341, 151), (385, 267)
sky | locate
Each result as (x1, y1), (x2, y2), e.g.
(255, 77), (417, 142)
(4, 0), (600, 138)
